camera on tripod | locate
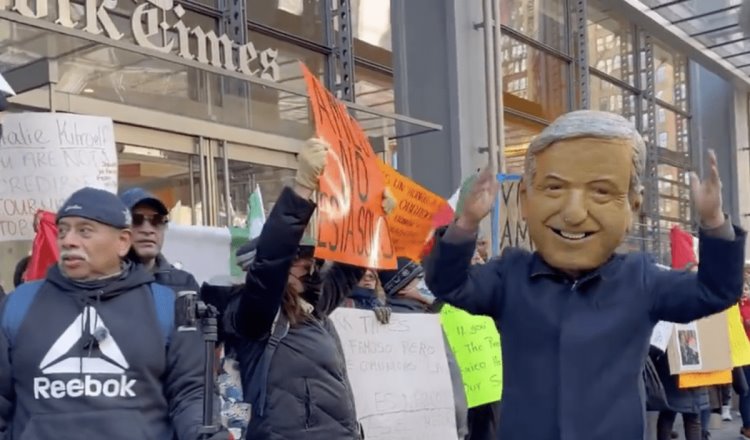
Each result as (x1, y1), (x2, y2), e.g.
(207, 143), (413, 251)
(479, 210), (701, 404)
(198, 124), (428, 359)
(176, 291), (221, 439)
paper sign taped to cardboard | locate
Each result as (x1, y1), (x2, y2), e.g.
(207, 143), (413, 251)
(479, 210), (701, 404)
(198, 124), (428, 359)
(668, 311), (732, 375)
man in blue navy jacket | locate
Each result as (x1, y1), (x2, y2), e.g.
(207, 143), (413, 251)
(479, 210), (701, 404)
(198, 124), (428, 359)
(423, 110), (747, 440)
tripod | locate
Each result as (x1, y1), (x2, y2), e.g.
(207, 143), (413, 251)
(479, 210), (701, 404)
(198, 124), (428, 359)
(177, 291), (221, 440)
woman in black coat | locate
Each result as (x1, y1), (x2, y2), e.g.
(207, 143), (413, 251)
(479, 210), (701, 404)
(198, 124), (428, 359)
(223, 138), (394, 440)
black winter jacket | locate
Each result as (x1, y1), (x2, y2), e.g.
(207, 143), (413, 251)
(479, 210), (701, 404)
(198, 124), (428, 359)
(131, 254), (199, 295)
(224, 187), (363, 440)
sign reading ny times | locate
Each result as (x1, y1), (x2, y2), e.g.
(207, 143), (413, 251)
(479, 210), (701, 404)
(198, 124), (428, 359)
(1, 0), (280, 82)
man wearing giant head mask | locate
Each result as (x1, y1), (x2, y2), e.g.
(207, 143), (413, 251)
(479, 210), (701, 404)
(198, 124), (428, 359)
(423, 110), (747, 440)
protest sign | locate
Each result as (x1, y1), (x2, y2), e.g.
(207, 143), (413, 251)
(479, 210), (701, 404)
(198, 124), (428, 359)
(668, 312), (732, 375)
(330, 309), (458, 440)
(0, 113), (117, 241)
(497, 177), (533, 252)
(678, 304), (750, 388)
(378, 160), (448, 262)
(301, 63), (396, 270)
(440, 305), (502, 408)
(162, 224), (231, 285)
(650, 321), (675, 353)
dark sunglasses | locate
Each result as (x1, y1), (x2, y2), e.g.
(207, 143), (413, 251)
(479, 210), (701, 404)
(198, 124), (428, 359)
(132, 213), (168, 227)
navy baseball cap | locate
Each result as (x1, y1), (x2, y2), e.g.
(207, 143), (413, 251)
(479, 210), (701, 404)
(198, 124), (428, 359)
(57, 187), (132, 229)
(119, 187), (169, 215)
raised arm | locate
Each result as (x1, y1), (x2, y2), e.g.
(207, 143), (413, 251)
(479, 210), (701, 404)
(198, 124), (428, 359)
(226, 138), (328, 340)
(316, 263), (366, 317)
(423, 224), (506, 319)
(649, 221), (746, 323)
(650, 151), (747, 323)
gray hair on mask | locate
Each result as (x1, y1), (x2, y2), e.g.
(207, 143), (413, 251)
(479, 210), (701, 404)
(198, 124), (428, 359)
(523, 110), (646, 198)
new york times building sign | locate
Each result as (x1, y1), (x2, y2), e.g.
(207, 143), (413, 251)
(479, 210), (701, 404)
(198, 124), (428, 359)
(3, 0), (280, 81)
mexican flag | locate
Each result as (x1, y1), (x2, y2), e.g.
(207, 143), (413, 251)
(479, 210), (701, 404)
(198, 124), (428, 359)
(247, 184), (265, 239)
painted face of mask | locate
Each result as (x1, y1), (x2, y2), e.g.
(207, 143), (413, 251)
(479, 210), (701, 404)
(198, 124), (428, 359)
(520, 137), (641, 273)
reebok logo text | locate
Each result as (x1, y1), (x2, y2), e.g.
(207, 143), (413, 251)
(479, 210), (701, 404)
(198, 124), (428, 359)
(33, 306), (138, 400)
(34, 375), (136, 399)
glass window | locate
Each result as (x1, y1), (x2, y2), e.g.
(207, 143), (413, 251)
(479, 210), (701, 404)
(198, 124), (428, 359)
(503, 113), (546, 175)
(587, 2), (635, 84)
(653, 105), (689, 153)
(216, 160), (295, 228)
(355, 65), (394, 114)
(502, 36), (569, 121)
(501, 0), (567, 53)
(652, 41), (688, 111)
(589, 75), (636, 121)
(118, 146), (202, 225)
(352, 0), (392, 52)
(246, 0), (325, 43)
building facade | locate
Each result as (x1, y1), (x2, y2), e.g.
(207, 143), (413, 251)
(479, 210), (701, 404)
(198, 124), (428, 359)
(0, 0), (439, 289)
(394, 0), (750, 262)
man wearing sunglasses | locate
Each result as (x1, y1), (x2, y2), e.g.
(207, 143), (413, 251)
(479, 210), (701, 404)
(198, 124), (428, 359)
(120, 188), (199, 294)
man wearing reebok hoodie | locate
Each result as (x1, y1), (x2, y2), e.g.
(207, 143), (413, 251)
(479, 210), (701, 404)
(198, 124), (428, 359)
(0, 188), (227, 440)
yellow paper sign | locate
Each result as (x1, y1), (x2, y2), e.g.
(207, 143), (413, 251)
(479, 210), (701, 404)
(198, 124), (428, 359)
(440, 305), (502, 408)
(727, 304), (750, 367)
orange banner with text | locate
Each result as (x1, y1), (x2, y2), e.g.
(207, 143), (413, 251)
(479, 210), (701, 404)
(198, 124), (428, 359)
(301, 63), (397, 270)
(378, 160), (449, 262)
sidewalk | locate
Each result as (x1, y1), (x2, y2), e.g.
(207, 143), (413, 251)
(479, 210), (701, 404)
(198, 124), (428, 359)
(668, 413), (742, 440)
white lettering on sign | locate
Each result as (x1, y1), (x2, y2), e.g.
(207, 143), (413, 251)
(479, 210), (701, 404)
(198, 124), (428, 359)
(0, 113), (117, 241)
(330, 309), (458, 440)
(1, 0), (280, 81)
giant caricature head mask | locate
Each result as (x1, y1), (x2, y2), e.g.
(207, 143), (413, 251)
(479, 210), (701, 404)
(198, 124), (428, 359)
(520, 110), (646, 273)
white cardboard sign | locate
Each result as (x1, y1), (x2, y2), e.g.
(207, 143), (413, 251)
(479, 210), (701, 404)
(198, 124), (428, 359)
(330, 309), (459, 440)
(0, 113), (117, 241)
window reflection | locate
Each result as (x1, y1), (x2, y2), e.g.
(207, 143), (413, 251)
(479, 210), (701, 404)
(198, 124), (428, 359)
(246, 0), (325, 43)
(654, 104), (688, 153)
(653, 42), (688, 110)
(351, 0), (392, 67)
(502, 36), (568, 121)
(590, 75), (636, 121)
(503, 113), (545, 175)
(118, 146), (202, 225)
(588, 2), (635, 84)
(355, 66), (394, 113)
(216, 160), (295, 228)
(501, 0), (567, 53)
(352, 0), (392, 51)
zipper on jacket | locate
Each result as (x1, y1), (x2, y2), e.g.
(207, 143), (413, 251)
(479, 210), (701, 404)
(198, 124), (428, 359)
(304, 378), (312, 429)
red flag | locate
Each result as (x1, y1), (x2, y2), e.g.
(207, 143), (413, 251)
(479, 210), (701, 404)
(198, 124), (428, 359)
(25, 211), (59, 281)
(670, 226), (697, 270)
